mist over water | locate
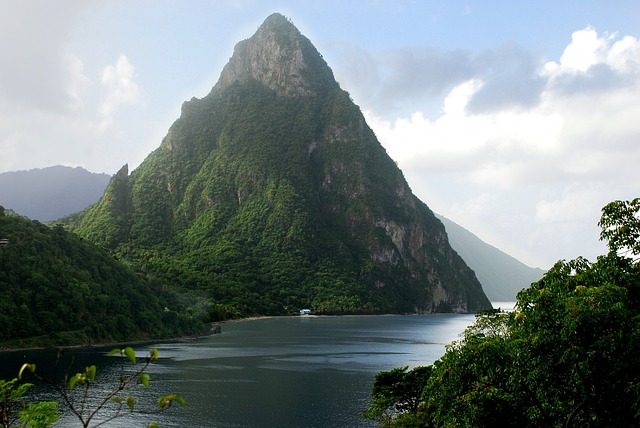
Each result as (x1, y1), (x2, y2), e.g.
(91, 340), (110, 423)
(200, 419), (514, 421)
(2, 315), (476, 427)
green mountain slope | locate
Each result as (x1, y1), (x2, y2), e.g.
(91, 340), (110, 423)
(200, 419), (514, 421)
(0, 207), (202, 347)
(64, 13), (491, 316)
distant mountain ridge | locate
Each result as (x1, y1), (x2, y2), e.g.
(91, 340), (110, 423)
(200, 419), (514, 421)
(437, 214), (545, 301)
(62, 13), (491, 315)
(0, 166), (110, 221)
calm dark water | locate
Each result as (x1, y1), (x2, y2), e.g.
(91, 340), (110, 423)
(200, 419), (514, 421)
(1, 314), (476, 427)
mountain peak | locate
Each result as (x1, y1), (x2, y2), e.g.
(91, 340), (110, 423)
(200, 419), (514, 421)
(215, 13), (336, 96)
(66, 13), (491, 315)
(261, 12), (295, 29)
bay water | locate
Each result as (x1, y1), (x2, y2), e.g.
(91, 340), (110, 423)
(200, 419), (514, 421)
(1, 314), (478, 427)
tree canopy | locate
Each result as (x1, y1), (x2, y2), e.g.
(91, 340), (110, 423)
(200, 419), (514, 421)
(599, 197), (640, 260)
(365, 198), (640, 427)
(0, 209), (205, 347)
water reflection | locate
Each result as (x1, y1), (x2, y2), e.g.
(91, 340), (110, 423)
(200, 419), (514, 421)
(1, 314), (475, 427)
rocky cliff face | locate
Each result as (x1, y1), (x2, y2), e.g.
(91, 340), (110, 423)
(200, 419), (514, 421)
(216, 14), (335, 97)
(66, 13), (491, 315)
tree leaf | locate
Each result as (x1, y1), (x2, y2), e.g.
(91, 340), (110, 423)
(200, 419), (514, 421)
(69, 374), (79, 390)
(139, 373), (150, 388)
(123, 347), (136, 364)
(18, 363), (36, 379)
(126, 396), (135, 412)
(86, 365), (97, 381)
(158, 394), (187, 411)
(150, 348), (159, 361)
(173, 395), (187, 407)
(158, 396), (171, 411)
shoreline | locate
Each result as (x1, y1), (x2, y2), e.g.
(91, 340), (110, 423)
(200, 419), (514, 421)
(0, 315), (303, 355)
(0, 311), (478, 355)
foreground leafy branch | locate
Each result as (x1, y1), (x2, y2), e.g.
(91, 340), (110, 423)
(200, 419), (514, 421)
(0, 378), (60, 428)
(17, 347), (186, 428)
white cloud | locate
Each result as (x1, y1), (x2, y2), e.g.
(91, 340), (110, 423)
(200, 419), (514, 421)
(0, 50), (147, 173)
(64, 54), (92, 112)
(608, 35), (640, 73)
(0, 0), (149, 173)
(558, 27), (610, 73)
(1, 60), (145, 174)
(535, 187), (602, 224)
(99, 54), (144, 128)
(364, 27), (640, 267)
(545, 27), (640, 78)
(0, 0), (97, 113)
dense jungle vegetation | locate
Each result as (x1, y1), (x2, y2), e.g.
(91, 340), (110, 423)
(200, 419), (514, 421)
(62, 78), (488, 319)
(0, 206), (205, 348)
(364, 198), (640, 427)
(59, 12), (490, 318)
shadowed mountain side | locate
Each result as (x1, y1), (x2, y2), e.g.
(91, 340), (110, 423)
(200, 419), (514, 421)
(437, 214), (545, 301)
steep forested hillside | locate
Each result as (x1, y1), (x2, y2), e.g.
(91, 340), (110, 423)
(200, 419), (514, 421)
(0, 206), (204, 347)
(0, 166), (110, 221)
(63, 13), (491, 316)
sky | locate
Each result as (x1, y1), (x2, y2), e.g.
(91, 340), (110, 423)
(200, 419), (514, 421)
(2, 0), (640, 269)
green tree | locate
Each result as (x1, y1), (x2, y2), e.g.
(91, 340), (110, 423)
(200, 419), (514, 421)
(599, 197), (640, 259)
(0, 378), (60, 428)
(362, 366), (431, 427)
(0, 212), (207, 347)
(365, 198), (640, 427)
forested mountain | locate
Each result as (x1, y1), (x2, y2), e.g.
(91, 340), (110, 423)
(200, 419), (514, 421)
(62, 13), (491, 316)
(0, 207), (203, 347)
(437, 215), (545, 301)
(0, 166), (110, 222)
(0, 166), (542, 303)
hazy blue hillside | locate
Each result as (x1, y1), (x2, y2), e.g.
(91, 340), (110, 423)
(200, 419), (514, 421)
(0, 165), (110, 221)
(437, 214), (545, 301)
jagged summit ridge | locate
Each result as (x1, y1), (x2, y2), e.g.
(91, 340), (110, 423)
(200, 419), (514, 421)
(215, 13), (336, 96)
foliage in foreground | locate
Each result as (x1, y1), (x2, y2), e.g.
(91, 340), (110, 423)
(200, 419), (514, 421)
(2, 347), (185, 428)
(0, 378), (60, 428)
(365, 198), (640, 427)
